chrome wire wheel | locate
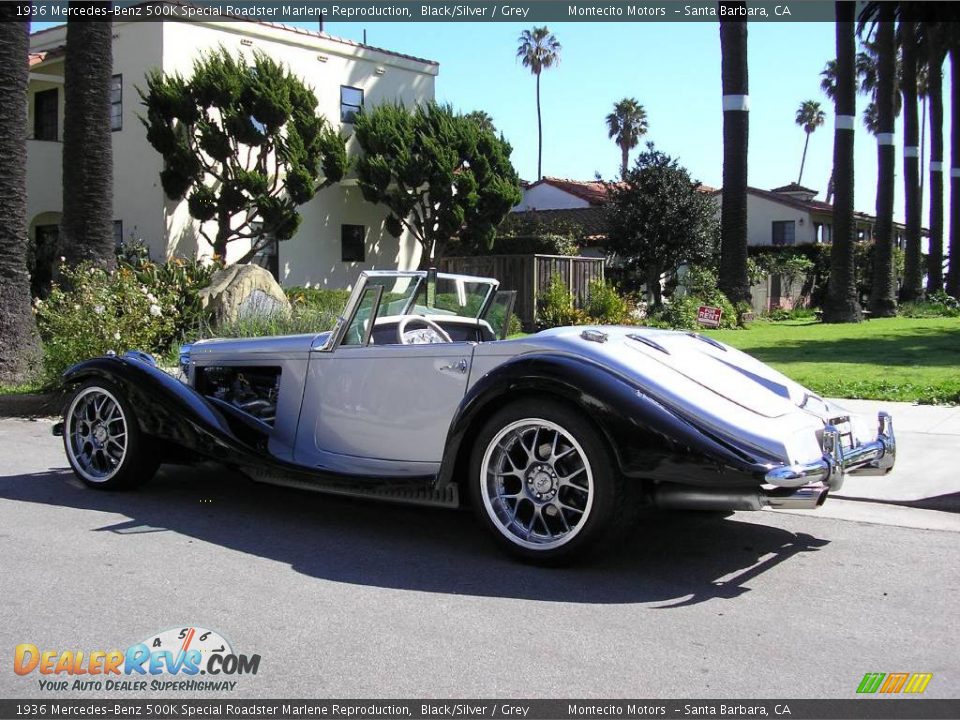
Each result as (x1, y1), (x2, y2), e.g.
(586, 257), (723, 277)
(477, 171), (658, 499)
(480, 418), (595, 551)
(65, 386), (128, 484)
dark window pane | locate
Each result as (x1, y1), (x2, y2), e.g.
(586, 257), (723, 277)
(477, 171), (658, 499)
(111, 75), (122, 131)
(772, 221), (796, 246)
(340, 86), (363, 124)
(113, 220), (123, 248)
(34, 88), (58, 141)
(341, 224), (366, 262)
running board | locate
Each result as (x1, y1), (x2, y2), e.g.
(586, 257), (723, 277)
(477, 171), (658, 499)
(245, 468), (460, 509)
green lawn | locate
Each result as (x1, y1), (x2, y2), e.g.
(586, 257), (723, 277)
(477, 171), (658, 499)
(705, 317), (960, 405)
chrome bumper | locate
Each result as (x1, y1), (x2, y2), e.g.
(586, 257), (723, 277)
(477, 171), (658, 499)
(764, 411), (896, 491)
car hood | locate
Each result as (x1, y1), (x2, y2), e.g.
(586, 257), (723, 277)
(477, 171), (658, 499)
(190, 333), (324, 359)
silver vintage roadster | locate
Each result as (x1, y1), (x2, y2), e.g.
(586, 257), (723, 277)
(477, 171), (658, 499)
(55, 270), (896, 562)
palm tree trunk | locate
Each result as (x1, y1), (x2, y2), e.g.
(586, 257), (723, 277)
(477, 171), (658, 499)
(823, 1), (861, 323)
(900, 19), (923, 302)
(0, 15), (41, 382)
(61, 15), (115, 270)
(947, 47), (960, 297)
(718, 5), (751, 307)
(536, 71), (543, 180)
(621, 143), (629, 179)
(798, 131), (811, 185)
(927, 36), (944, 293)
(869, 9), (898, 317)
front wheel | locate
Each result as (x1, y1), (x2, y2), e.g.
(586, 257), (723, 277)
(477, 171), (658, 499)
(63, 380), (158, 490)
(469, 399), (626, 563)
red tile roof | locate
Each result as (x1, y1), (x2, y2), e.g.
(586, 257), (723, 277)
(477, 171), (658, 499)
(770, 182), (819, 195)
(29, 46), (65, 67)
(527, 178), (613, 206)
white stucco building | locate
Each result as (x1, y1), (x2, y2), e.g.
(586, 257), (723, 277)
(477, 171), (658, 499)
(27, 15), (438, 288)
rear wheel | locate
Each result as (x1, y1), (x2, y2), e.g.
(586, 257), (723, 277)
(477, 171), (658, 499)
(469, 399), (626, 563)
(63, 380), (158, 490)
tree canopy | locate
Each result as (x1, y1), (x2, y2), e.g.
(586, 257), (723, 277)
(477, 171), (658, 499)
(140, 47), (347, 262)
(604, 144), (718, 305)
(353, 102), (522, 267)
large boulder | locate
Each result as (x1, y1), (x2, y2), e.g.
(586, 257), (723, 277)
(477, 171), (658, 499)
(198, 264), (291, 325)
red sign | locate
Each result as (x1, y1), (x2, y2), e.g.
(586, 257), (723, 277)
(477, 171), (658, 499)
(696, 305), (723, 328)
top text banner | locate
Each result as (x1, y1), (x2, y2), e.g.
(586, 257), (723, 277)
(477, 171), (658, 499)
(20, 0), (957, 24)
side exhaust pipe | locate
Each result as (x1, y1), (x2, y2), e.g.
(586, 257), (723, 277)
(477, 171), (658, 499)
(652, 483), (828, 512)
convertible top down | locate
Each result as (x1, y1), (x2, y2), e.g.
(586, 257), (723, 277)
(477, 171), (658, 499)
(55, 270), (896, 562)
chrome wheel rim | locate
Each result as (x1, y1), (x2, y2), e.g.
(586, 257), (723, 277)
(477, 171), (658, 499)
(480, 418), (594, 551)
(65, 387), (128, 483)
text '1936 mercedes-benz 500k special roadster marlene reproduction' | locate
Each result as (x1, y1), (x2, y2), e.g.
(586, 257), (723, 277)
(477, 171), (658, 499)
(54, 270), (896, 562)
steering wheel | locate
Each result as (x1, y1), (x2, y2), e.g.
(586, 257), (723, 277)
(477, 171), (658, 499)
(397, 315), (453, 345)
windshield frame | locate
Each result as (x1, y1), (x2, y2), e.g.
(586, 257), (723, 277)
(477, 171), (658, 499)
(315, 270), (500, 352)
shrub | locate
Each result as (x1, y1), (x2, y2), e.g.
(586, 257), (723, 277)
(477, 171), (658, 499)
(650, 266), (739, 330)
(900, 291), (960, 318)
(584, 278), (635, 325)
(537, 274), (588, 329)
(36, 263), (181, 382)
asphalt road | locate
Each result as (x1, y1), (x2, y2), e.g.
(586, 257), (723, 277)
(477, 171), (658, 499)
(1, 418), (958, 699)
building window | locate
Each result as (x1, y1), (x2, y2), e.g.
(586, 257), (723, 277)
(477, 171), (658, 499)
(772, 221), (796, 246)
(340, 86), (363, 124)
(33, 88), (58, 141)
(341, 224), (366, 262)
(113, 220), (123, 248)
(111, 75), (122, 131)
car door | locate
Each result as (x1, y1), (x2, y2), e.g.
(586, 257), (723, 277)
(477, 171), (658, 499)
(293, 281), (475, 475)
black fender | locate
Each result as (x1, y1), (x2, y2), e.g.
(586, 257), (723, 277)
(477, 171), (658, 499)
(437, 353), (775, 490)
(61, 356), (269, 466)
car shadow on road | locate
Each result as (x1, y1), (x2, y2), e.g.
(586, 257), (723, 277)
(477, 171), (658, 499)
(0, 463), (829, 606)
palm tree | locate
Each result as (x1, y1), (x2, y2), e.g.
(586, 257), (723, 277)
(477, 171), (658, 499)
(606, 98), (648, 178)
(517, 27), (561, 180)
(820, 60), (839, 202)
(795, 100), (825, 185)
(60, 19), (115, 269)
(718, 5), (751, 306)
(924, 22), (946, 293)
(900, 18), (923, 302)
(948, 44), (960, 298)
(862, 4), (898, 316)
(0, 15), (41, 382)
(823, 1), (862, 323)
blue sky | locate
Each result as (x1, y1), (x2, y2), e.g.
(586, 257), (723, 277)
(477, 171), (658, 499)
(35, 18), (953, 224)
(323, 19), (952, 225)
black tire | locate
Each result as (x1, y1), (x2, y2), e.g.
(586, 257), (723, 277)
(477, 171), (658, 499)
(468, 398), (627, 564)
(62, 379), (159, 490)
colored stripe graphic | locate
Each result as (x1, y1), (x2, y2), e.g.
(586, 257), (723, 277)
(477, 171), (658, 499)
(880, 673), (909, 693)
(904, 673), (933, 694)
(857, 673), (885, 693)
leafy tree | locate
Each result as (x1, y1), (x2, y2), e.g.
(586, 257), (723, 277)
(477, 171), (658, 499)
(61, 16), (115, 269)
(606, 98), (648, 178)
(517, 27), (561, 180)
(604, 144), (718, 306)
(718, 4), (751, 305)
(823, 1), (863, 323)
(795, 100), (825, 185)
(353, 102), (522, 268)
(140, 47), (347, 262)
(0, 11), (40, 382)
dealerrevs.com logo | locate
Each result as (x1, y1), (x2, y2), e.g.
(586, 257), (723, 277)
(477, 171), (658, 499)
(14, 626), (260, 692)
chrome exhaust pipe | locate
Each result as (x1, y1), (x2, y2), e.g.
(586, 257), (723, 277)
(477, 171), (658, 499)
(652, 483), (828, 512)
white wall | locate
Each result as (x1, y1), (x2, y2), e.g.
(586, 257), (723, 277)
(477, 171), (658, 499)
(27, 19), (437, 286)
(514, 183), (591, 211)
(712, 192), (818, 246)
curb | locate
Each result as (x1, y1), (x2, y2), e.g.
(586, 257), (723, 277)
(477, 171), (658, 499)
(0, 391), (64, 419)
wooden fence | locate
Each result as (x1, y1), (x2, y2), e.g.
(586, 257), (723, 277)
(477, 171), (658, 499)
(440, 254), (605, 331)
